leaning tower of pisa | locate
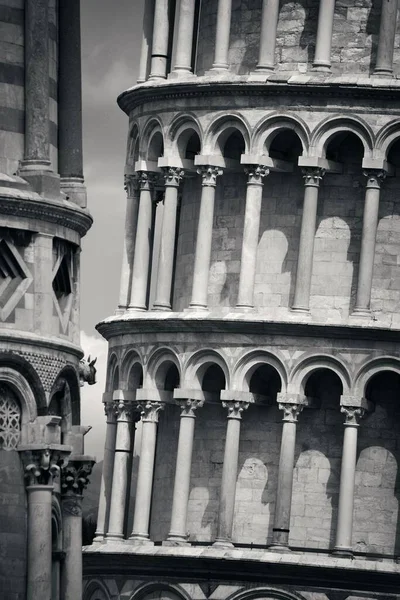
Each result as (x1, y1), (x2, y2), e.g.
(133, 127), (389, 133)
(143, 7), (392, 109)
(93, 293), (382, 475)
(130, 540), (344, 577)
(85, 1), (400, 599)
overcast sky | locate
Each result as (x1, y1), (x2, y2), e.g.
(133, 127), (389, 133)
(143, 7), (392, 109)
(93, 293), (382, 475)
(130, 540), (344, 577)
(80, 0), (144, 458)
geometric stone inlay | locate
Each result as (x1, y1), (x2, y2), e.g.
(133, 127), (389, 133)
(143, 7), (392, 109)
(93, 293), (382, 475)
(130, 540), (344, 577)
(0, 383), (21, 450)
(0, 237), (32, 321)
(52, 249), (73, 333)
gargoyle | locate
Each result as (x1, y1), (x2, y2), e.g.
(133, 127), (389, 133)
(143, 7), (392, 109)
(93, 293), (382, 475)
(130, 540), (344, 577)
(79, 355), (97, 387)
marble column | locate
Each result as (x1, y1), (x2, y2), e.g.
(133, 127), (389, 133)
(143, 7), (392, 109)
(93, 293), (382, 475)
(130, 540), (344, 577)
(58, 0), (86, 206)
(214, 400), (250, 547)
(212, 0), (233, 70)
(256, 0), (280, 72)
(190, 166), (223, 310)
(138, 0), (156, 82)
(153, 167), (184, 310)
(93, 402), (117, 542)
(237, 165), (269, 309)
(172, 0), (197, 74)
(167, 398), (204, 544)
(374, 0), (398, 76)
(118, 174), (140, 310)
(129, 172), (157, 310)
(129, 401), (164, 544)
(107, 401), (139, 540)
(20, 447), (70, 600)
(271, 399), (304, 549)
(334, 406), (365, 556)
(313, 0), (335, 71)
(292, 168), (325, 313)
(21, 0), (50, 171)
(150, 0), (171, 79)
(353, 170), (386, 315)
(60, 459), (95, 600)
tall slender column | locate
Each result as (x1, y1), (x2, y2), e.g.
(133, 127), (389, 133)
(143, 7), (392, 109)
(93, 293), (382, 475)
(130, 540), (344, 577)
(58, 0), (86, 206)
(20, 447), (70, 600)
(150, 0), (171, 79)
(271, 398), (304, 549)
(93, 402), (117, 542)
(60, 459), (94, 600)
(129, 172), (157, 310)
(214, 400), (250, 548)
(167, 399), (204, 544)
(107, 401), (138, 540)
(334, 406), (365, 556)
(212, 0), (233, 70)
(237, 166), (269, 309)
(313, 0), (336, 71)
(292, 168), (325, 313)
(153, 167), (184, 310)
(138, 0), (156, 82)
(353, 170), (386, 315)
(129, 401), (164, 544)
(118, 175), (140, 310)
(190, 166), (222, 310)
(256, 0), (280, 72)
(374, 0), (398, 76)
(172, 0), (197, 75)
(21, 0), (50, 171)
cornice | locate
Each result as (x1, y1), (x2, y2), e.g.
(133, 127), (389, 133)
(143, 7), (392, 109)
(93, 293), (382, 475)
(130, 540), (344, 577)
(0, 192), (93, 238)
(118, 78), (400, 114)
(0, 329), (83, 358)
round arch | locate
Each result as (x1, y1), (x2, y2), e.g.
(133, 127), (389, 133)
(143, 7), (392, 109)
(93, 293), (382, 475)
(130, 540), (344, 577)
(120, 349), (143, 384)
(129, 582), (192, 600)
(232, 350), (288, 393)
(289, 354), (352, 396)
(226, 587), (307, 600)
(141, 118), (164, 161)
(106, 353), (119, 392)
(145, 347), (182, 389)
(204, 114), (251, 156)
(252, 113), (310, 157)
(354, 356), (400, 397)
(126, 122), (140, 166)
(0, 365), (38, 428)
(0, 352), (45, 413)
(375, 120), (400, 160)
(183, 349), (230, 390)
(167, 113), (203, 158)
(50, 365), (80, 426)
(311, 115), (374, 159)
(83, 579), (111, 600)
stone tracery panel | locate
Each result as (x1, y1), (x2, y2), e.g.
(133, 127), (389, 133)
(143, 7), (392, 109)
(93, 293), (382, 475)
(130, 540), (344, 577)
(0, 383), (21, 450)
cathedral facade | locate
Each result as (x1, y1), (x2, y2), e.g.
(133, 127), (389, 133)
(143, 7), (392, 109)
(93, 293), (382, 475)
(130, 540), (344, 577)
(85, 2), (400, 600)
(0, 1), (93, 599)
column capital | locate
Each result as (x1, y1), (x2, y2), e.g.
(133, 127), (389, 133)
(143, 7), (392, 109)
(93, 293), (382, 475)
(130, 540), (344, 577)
(61, 457), (95, 498)
(362, 169), (387, 189)
(136, 400), (165, 422)
(302, 167), (325, 186)
(137, 170), (158, 190)
(177, 398), (204, 417)
(104, 401), (117, 422)
(244, 164), (270, 185)
(113, 399), (141, 422)
(341, 405), (366, 427)
(19, 445), (71, 487)
(278, 400), (304, 422)
(124, 173), (140, 197)
(163, 166), (185, 187)
(197, 165), (223, 187)
(222, 399), (250, 419)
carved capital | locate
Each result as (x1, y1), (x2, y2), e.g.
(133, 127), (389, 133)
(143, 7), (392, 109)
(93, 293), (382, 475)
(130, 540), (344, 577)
(61, 458), (95, 497)
(124, 173), (140, 197)
(113, 399), (140, 422)
(341, 405), (366, 426)
(278, 402), (304, 422)
(20, 447), (70, 487)
(137, 170), (157, 191)
(163, 166), (185, 187)
(178, 398), (204, 417)
(222, 399), (250, 419)
(363, 169), (386, 190)
(197, 165), (223, 187)
(136, 400), (165, 423)
(104, 401), (117, 423)
(245, 165), (269, 185)
(302, 167), (325, 186)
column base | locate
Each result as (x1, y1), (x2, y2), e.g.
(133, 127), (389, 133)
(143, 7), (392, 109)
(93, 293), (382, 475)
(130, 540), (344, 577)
(163, 535), (191, 547)
(312, 63), (331, 72)
(92, 534), (106, 544)
(235, 304), (255, 313)
(60, 177), (87, 208)
(20, 169), (60, 200)
(332, 546), (353, 557)
(290, 306), (311, 316)
(127, 305), (148, 312)
(373, 69), (393, 78)
(168, 69), (196, 80)
(351, 308), (372, 318)
(186, 304), (209, 312)
(127, 534), (154, 546)
(268, 544), (291, 553)
(212, 538), (234, 549)
(105, 533), (125, 542)
(152, 304), (172, 312)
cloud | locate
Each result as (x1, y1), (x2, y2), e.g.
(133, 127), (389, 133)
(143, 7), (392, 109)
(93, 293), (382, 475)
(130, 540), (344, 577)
(80, 331), (109, 460)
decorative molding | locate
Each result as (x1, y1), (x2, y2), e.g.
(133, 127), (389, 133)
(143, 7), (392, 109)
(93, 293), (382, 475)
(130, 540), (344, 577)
(124, 174), (140, 198)
(362, 169), (387, 189)
(61, 458), (95, 496)
(222, 399), (250, 419)
(163, 167), (185, 187)
(245, 165), (269, 185)
(113, 399), (140, 422)
(278, 402), (304, 422)
(178, 398), (204, 417)
(302, 167), (325, 186)
(341, 405), (366, 426)
(197, 166), (223, 187)
(137, 171), (158, 191)
(136, 400), (164, 423)
(20, 447), (70, 486)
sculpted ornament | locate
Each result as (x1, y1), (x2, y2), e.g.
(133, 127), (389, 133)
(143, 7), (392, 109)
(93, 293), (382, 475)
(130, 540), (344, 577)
(22, 448), (70, 486)
(197, 165), (223, 187)
(341, 405), (365, 426)
(113, 399), (140, 422)
(362, 169), (386, 189)
(178, 398), (204, 417)
(79, 355), (97, 386)
(245, 165), (269, 185)
(302, 167), (325, 186)
(137, 170), (157, 190)
(124, 173), (139, 197)
(278, 402), (304, 423)
(222, 399), (250, 419)
(136, 400), (165, 423)
(61, 459), (95, 496)
(164, 166), (185, 187)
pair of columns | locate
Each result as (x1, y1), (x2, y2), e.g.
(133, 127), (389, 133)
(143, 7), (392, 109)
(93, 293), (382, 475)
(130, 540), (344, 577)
(19, 445), (94, 600)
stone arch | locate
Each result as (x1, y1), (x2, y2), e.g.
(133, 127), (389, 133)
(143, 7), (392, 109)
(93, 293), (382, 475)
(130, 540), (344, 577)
(49, 365), (80, 426)
(289, 353), (352, 396)
(232, 349), (288, 393)
(146, 347), (181, 390)
(354, 356), (400, 397)
(375, 120), (400, 160)
(311, 115), (374, 159)
(106, 353), (119, 392)
(83, 579), (111, 600)
(167, 113), (203, 158)
(141, 118), (164, 161)
(0, 352), (45, 413)
(183, 349), (230, 390)
(120, 349), (143, 386)
(0, 365), (38, 430)
(226, 587), (307, 600)
(126, 122), (140, 166)
(204, 113), (251, 156)
(130, 582), (191, 600)
(252, 113), (310, 157)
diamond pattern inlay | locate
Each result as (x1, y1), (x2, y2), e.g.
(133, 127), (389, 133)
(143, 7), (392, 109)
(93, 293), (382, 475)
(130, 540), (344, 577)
(0, 237), (32, 322)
